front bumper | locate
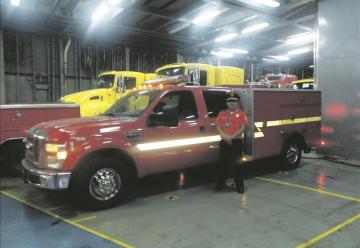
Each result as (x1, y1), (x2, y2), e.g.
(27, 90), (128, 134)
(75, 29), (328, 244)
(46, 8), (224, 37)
(22, 159), (71, 190)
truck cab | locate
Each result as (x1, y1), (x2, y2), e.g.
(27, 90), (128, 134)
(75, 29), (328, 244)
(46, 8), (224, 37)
(155, 63), (244, 86)
(22, 85), (321, 209)
(60, 71), (156, 117)
(265, 73), (298, 88)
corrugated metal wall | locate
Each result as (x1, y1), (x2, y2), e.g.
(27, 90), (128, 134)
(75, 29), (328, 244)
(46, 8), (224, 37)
(2, 30), (176, 103)
(317, 0), (360, 160)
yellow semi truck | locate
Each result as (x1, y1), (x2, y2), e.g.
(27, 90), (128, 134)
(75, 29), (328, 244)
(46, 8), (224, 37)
(155, 63), (244, 86)
(60, 71), (156, 117)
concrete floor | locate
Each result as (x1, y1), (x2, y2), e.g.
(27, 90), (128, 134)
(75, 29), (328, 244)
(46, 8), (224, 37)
(1, 156), (359, 248)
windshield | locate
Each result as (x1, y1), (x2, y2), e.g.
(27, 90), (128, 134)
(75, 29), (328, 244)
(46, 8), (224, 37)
(94, 75), (115, 89)
(157, 67), (185, 77)
(104, 90), (160, 117)
(268, 75), (283, 81)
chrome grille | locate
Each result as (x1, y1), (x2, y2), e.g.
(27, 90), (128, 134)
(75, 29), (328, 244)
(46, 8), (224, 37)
(24, 136), (40, 166)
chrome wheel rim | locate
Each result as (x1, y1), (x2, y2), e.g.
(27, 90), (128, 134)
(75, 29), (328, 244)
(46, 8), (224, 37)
(286, 144), (299, 164)
(89, 168), (121, 201)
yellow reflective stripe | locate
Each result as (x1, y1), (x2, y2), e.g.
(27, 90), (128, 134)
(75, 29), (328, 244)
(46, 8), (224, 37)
(255, 122), (263, 128)
(307, 116), (321, 122)
(266, 116), (321, 127)
(137, 135), (221, 151)
(254, 132), (264, 138)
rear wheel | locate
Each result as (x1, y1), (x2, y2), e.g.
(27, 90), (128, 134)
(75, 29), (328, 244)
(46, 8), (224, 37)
(70, 157), (130, 210)
(281, 139), (302, 169)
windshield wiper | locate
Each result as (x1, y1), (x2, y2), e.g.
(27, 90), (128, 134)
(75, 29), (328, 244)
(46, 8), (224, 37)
(103, 112), (123, 117)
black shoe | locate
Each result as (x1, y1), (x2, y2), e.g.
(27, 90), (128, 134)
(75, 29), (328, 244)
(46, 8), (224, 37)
(214, 184), (225, 191)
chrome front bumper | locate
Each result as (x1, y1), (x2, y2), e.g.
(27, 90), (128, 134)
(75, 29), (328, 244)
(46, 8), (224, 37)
(22, 159), (71, 190)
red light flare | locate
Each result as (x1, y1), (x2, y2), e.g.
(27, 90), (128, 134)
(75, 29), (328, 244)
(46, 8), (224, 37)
(317, 171), (326, 190)
(321, 126), (334, 134)
(324, 102), (348, 120)
(352, 108), (360, 117)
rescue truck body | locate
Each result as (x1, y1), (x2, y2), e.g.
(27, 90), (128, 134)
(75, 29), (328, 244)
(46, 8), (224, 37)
(0, 104), (80, 175)
(22, 85), (321, 209)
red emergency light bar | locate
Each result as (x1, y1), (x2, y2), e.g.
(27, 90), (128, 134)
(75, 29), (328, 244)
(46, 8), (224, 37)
(143, 75), (189, 87)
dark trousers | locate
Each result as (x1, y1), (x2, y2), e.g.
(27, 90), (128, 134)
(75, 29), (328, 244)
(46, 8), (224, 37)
(216, 139), (244, 190)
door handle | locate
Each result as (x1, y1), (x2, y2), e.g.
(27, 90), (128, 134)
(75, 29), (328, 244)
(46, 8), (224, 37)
(199, 126), (206, 134)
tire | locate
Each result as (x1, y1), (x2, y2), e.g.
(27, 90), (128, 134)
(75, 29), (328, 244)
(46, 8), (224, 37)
(0, 141), (25, 177)
(70, 156), (130, 210)
(281, 139), (302, 169)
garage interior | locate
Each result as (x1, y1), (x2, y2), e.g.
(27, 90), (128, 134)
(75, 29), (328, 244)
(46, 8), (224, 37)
(0, 0), (359, 248)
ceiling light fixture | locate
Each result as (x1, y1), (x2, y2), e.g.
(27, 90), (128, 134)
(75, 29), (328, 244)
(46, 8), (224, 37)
(250, 0), (280, 8)
(286, 32), (314, 45)
(224, 48), (249, 54)
(168, 23), (191, 34)
(242, 22), (269, 34)
(309, 65), (314, 68)
(287, 47), (311, 55)
(92, 3), (110, 22)
(270, 55), (290, 61)
(11, 0), (20, 6)
(214, 33), (238, 43)
(211, 50), (234, 58)
(193, 9), (222, 25)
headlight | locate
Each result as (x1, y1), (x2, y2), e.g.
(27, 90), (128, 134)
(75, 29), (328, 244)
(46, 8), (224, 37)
(58, 97), (64, 103)
(45, 143), (67, 169)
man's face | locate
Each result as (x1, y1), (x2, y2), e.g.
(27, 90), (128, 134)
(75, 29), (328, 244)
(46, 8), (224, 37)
(227, 101), (238, 110)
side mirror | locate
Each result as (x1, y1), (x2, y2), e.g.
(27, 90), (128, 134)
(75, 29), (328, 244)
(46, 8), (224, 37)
(148, 110), (178, 127)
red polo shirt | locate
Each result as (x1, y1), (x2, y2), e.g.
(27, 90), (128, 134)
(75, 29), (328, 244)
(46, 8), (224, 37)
(215, 110), (248, 136)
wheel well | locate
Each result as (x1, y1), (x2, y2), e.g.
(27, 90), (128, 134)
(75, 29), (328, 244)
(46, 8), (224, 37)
(283, 132), (306, 150)
(0, 139), (24, 149)
(76, 148), (138, 181)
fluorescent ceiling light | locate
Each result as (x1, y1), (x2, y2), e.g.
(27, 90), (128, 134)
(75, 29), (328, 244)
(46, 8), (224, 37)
(214, 33), (238, 43)
(211, 50), (234, 58)
(193, 9), (222, 25)
(242, 22), (269, 34)
(309, 65), (314, 68)
(270, 55), (290, 61)
(92, 3), (110, 22)
(11, 0), (20, 6)
(286, 32), (314, 45)
(242, 15), (257, 22)
(250, 0), (280, 8)
(262, 57), (275, 62)
(168, 23), (191, 34)
(224, 48), (248, 54)
(108, 0), (122, 5)
(287, 47), (311, 55)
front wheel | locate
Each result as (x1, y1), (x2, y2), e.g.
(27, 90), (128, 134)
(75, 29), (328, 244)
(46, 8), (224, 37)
(281, 139), (302, 169)
(70, 157), (130, 210)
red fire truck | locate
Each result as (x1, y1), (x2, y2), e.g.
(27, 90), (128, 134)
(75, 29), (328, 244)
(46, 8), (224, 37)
(22, 85), (321, 209)
(0, 104), (80, 175)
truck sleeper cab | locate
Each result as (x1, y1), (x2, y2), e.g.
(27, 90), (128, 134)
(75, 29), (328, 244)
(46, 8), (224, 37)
(22, 87), (321, 209)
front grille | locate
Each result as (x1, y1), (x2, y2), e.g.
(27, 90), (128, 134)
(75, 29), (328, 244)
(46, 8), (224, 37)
(24, 136), (41, 167)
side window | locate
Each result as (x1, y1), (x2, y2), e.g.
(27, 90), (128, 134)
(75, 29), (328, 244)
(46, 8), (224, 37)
(202, 91), (227, 118)
(124, 77), (136, 90)
(153, 91), (198, 120)
(199, 70), (207, 86)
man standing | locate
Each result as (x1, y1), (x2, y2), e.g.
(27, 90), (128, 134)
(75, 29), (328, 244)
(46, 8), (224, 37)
(215, 93), (248, 193)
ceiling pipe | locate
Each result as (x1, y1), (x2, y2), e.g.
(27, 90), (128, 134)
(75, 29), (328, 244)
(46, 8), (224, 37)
(64, 37), (71, 94)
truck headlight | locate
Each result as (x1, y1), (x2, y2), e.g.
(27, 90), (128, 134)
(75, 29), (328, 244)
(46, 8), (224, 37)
(45, 143), (67, 169)
(58, 97), (64, 103)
